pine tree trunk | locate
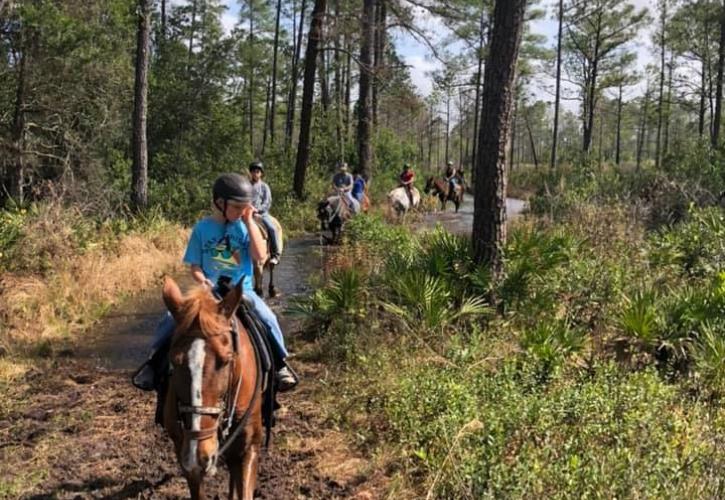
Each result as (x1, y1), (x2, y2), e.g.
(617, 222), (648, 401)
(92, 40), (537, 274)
(616, 83), (623, 165)
(372, 0), (386, 129)
(700, 58), (707, 137)
(248, 4), (255, 154)
(525, 109), (538, 169)
(319, 2), (330, 114)
(293, 0), (327, 198)
(344, 39), (352, 146)
(187, 0), (197, 73)
(509, 100), (517, 171)
(655, 3), (667, 167)
(286, 0), (306, 151)
(8, 30), (28, 203)
(471, 9), (486, 185)
(262, 76), (271, 154)
(160, 0), (167, 43)
(550, 0), (563, 168)
(583, 60), (599, 153)
(445, 93), (450, 162)
(664, 52), (673, 157)
(131, 0), (151, 211)
(334, 0), (344, 158)
(459, 91), (465, 166)
(637, 85), (650, 170)
(713, 1), (725, 148)
(473, 0), (526, 281)
(357, 0), (375, 179)
(269, 0), (282, 146)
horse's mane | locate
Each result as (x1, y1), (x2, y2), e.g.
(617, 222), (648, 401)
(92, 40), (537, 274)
(175, 287), (229, 339)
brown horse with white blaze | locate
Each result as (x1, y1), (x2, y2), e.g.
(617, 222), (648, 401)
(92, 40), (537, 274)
(162, 277), (263, 500)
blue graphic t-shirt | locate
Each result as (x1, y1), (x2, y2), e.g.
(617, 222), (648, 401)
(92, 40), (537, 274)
(183, 217), (254, 290)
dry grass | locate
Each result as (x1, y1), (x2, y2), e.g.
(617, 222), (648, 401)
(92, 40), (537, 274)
(0, 223), (187, 367)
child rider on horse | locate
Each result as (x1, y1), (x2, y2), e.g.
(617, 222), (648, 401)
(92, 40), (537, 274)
(248, 161), (281, 266)
(133, 174), (297, 417)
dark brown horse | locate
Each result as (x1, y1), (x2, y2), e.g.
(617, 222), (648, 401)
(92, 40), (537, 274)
(162, 277), (263, 500)
(424, 176), (464, 212)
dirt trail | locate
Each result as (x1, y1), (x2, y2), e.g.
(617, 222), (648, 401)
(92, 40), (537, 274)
(3, 200), (525, 499)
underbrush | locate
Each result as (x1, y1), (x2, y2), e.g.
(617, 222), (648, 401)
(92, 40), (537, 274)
(0, 201), (186, 365)
(295, 205), (725, 497)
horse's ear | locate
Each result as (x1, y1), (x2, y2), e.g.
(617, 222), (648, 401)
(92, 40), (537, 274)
(218, 280), (244, 319)
(162, 276), (184, 318)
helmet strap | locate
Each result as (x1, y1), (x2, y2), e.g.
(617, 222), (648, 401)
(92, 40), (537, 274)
(214, 199), (231, 222)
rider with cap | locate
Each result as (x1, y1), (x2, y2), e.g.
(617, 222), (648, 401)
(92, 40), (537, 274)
(248, 161), (281, 266)
(444, 160), (459, 198)
(332, 161), (360, 214)
(133, 173), (297, 420)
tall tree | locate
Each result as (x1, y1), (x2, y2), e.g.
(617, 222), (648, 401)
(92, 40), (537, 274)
(472, 0), (527, 282)
(564, 0), (647, 155)
(285, 0), (307, 151)
(131, 0), (152, 210)
(269, 0), (282, 146)
(550, 0), (563, 169)
(713, 0), (725, 147)
(293, 0), (326, 198)
(654, 0), (669, 168)
(357, 0), (375, 179)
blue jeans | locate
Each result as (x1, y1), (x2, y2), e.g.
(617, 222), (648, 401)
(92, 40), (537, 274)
(259, 212), (279, 257)
(149, 289), (288, 360)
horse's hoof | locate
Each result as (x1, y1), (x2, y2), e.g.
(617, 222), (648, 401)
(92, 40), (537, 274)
(254, 288), (263, 297)
(269, 288), (281, 298)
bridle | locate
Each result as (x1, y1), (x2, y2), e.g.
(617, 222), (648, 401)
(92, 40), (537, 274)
(175, 313), (261, 455)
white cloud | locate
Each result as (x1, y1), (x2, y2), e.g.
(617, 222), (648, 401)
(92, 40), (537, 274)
(403, 54), (442, 97)
(221, 11), (236, 35)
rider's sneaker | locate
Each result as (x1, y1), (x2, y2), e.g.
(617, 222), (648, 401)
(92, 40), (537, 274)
(276, 366), (297, 392)
(132, 362), (156, 391)
(269, 255), (280, 266)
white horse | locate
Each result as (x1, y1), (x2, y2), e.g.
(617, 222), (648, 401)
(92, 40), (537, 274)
(388, 186), (421, 216)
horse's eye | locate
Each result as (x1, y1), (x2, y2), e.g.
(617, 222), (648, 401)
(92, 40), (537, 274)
(216, 353), (232, 369)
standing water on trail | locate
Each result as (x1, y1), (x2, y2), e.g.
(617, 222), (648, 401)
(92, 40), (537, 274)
(418, 196), (527, 233)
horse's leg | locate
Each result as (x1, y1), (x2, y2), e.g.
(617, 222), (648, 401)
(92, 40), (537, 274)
(253, 261), (263, 296)
(228, 459), (243, 500)
(187, 475), (205, 500)
(228, 464), (238, 500)
(268, 263), (277, 298)
(240, 441), (261, 500)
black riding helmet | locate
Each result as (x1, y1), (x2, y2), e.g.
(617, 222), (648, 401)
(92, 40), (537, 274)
(249, 160), (264, 173)
(212, 173), (253, 219)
